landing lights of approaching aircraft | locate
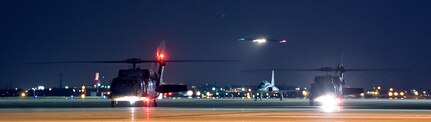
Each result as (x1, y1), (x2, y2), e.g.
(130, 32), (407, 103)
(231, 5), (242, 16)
(238, 38), (287, 44)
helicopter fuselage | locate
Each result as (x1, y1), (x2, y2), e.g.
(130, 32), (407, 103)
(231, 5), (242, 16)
(109, 69), (160, 105)
(310, 76), (343, 100)
(309, 75), (363, 106)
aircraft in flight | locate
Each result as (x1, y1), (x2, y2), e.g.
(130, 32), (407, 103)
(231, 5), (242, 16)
(238, 38), (287, 44)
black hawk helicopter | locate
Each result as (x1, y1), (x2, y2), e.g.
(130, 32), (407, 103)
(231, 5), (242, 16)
(34, 44), (237, 107)
(273, 64), (404, 106)
(244, 63), (404, 107)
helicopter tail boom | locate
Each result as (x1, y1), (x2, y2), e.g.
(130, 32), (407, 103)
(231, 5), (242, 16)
(342, 88), (364, 95)
(155, 85), (188, 93)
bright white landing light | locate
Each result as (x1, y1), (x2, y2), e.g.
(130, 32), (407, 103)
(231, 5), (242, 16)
(252, 38), (267, 43)
(314, 94), (341, 112)
(113, 96), (149, 105)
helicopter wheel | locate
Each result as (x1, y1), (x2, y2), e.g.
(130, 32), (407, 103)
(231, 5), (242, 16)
(142, 99), (157, 107)
(309, 99), (314, 106)
(111, 101), (117, 107)
(153, 99), (158, 107)
(142, 100), (151, 107)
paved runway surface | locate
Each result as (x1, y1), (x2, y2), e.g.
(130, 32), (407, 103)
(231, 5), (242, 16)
(1, 97), (431, 121)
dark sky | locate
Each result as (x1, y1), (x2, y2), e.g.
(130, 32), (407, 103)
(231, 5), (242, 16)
(1, 0), (431, 89)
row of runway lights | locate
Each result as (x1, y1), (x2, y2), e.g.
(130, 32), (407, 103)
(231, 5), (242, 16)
(18, 86), (428, 100)
(366, 86), (429, 99)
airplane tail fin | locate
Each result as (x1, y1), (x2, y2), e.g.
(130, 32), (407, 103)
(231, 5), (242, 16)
(271, 70), (275, 85)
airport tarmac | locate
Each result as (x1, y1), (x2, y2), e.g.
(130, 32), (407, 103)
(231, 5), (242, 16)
(1, 98), (431, 121)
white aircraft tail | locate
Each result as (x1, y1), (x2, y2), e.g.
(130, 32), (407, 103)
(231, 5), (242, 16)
(271, 70), (275, 85)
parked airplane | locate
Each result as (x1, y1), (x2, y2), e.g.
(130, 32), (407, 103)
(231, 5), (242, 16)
(255, 70), (282, 101)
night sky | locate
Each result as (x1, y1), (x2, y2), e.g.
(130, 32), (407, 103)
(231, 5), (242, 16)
(1, 0), (431, 89)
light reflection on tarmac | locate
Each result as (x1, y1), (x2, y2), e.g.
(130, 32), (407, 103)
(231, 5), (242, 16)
(1, 98), (431, 121)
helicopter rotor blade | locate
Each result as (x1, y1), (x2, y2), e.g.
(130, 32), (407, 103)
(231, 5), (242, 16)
(165, 60), (240, 63)
(243, 68), (409, 73)
(344, 68), (410, 71)
(29, 59), (239, 64)
(242, 68), (322, 73)
(28, 60), (129, 64)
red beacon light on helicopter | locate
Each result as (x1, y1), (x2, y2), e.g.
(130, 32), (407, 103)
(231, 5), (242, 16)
(156, 53), (167, 63)
(158, 54), (165, 60)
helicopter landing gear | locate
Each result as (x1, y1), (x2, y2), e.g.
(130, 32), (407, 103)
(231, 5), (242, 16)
(143, 101), (151, 107)
(309, 98), (314, 106)
(111, 101), (118, 107)
(141, 99), (157, 107)
(153, 99), (158, 107)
